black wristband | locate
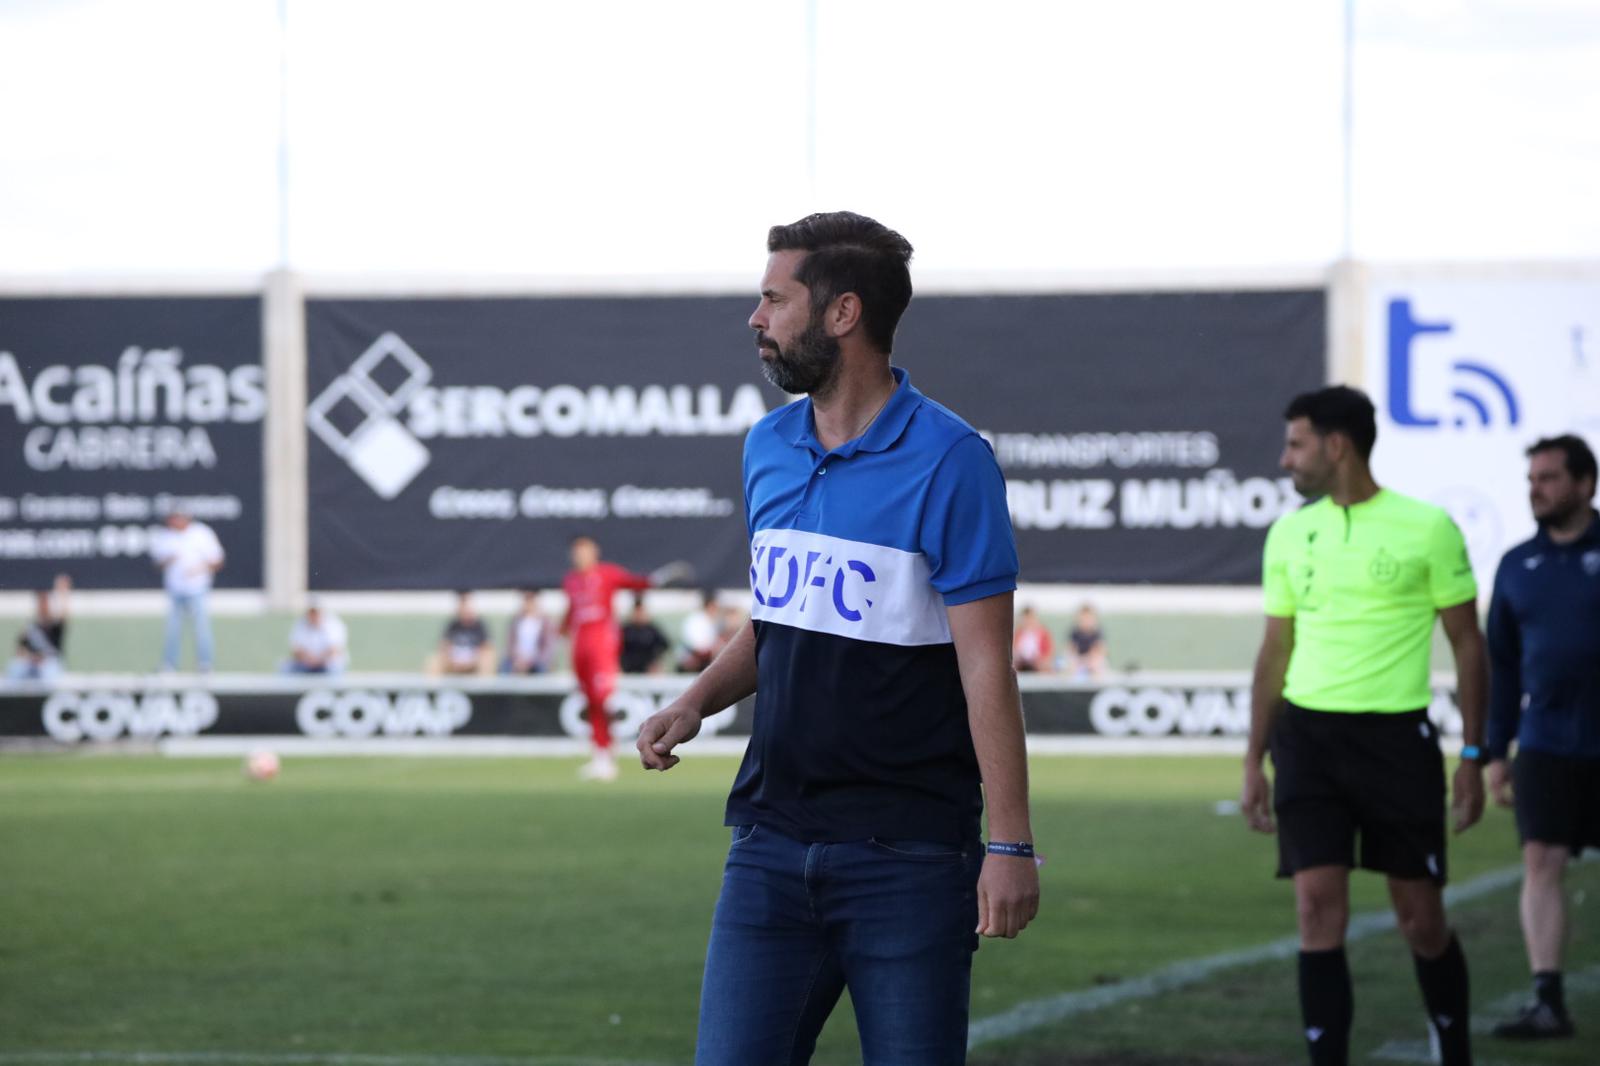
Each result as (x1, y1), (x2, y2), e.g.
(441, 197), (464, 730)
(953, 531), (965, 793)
(986, 841), (1036, 858)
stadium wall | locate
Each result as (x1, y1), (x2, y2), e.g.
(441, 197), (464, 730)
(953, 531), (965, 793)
(0, 671), (1474, 754)
(3, 261), (1596, 619)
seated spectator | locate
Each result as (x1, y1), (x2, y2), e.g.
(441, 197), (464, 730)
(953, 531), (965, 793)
(285, 600), (347, 674)
(1067, 603), (1108, 679)
(1012, 605), (1054, 672)
(620, 594), (670, 674)
(503, 588), (554, 675)
(429, 590), (495, 676)
(7, 575), (69, 683)
(678, 589), (719, 673)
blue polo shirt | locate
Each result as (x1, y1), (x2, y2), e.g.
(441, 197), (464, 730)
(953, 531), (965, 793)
(1486, 514), (1600, 760)
(727, 366), (1019, 843)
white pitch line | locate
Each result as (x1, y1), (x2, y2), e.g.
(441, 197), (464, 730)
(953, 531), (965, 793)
(1368, 962), (1600, 1063)
(0, 1054), (674, 1066)
(966, 862), (1529, 1049)
(1368, 1044), (1519, 1066)
(1471, 960), (1600, 1034)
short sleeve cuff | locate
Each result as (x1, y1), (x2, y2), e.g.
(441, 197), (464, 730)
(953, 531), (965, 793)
(1431, 588), (1479, 610)
(941, 574), (1018, 607)
(1264, 606), (1295, 619)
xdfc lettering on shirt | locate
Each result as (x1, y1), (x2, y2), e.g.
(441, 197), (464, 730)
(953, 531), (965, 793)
(749, 528), (951, 646)
(726, 366), (1018, 843)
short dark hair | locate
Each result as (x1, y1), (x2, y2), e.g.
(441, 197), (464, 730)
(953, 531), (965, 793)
(767, 211), (913, 354)
(1284, 385), (1377, 461)
(1527, 433), (1598, 490)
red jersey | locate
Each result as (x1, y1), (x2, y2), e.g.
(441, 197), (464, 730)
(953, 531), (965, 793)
(563, 562), (651, 634)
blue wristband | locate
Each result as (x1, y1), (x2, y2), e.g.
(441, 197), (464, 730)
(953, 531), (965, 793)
(1460, 744), (1484, 763)
(986, 841), (1036, 858)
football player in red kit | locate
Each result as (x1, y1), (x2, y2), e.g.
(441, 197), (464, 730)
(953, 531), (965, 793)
(563, 536), (691, 780)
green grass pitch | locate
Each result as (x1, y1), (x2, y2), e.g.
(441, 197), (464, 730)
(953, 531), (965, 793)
(1, 754), (1595, 1065)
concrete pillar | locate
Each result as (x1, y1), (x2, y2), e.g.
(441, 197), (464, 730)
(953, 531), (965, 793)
(263, 270), (307, 610)
(1326, 258), (1368, 388)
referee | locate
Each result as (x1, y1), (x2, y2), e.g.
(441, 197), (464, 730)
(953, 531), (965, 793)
(1485, 434), (1599, 1039)
(1242, 386), (1488, 1066)
(636, 211), (1038, 1064)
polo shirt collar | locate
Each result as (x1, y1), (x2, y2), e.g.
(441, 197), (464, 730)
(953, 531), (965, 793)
(779, 365), (921, 458)
(1535, 510), (1600, 549)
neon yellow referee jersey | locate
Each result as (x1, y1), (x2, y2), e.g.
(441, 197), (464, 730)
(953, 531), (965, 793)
(1262, 488), (1477, 712)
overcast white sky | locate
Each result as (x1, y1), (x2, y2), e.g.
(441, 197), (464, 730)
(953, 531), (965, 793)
(1, 0), (1597, 278)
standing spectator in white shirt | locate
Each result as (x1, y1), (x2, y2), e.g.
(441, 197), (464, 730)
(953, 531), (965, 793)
(285, 601), (348, 675)
(504, 588), (554, 675)
(152, 510), (224, 673)
(677, 589), (720, 673)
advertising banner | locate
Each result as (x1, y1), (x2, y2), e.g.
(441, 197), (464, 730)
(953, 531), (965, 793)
(305, 290), (1323, 589)
(901, 291), (1326, 583)
(1364, 274), (1600, 585)
(0, 296), (265, 589)
(305, 297), (780, 590)
(0, 674), (1465, 743)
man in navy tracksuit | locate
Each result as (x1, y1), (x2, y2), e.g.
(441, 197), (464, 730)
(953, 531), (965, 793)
(1486, 433), (1600, 1040)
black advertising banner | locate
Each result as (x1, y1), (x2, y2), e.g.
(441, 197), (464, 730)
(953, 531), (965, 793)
(0, 682), (756, 742)
(305, 290), (1323, 590)
(0, 297), (265, 589)
(0, 677), (1465, 742)
(305, 297), (782, 590)
(899, 291), (1326, 584)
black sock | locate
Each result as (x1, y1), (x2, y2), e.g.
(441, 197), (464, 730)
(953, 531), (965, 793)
(1413, 934), (1471, 1066)
(1534, 970), (1566, 1015)
(1299, 948), (1353, 1066)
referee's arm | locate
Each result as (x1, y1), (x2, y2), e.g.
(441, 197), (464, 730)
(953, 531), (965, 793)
(1242, 615), (1295, 833)
(1439, 600), (1488, 833)
(949, 590), (1040, 940)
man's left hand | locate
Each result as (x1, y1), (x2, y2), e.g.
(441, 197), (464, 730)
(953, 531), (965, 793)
(975, 853), (1040, 939)
(1451, 761), (1485, 833)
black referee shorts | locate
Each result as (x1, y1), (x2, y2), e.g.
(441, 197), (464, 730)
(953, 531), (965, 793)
(1269, 703), (1447, 884)
(1514, 747), (1600, 856)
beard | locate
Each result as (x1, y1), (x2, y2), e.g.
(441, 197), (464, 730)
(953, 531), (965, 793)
(758, 315), (841, 396)
(1289, 470), (1328, 499)
(1533, 493), (1582, 528)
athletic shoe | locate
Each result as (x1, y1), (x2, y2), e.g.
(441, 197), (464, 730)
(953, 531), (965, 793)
(577, 753), (618, 782)
(1491, 1002), (1574, 1039)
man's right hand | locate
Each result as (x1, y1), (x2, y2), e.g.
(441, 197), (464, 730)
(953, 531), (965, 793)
(1241, 761), (1276, 834)
(636, 700), (703, 771)
(1487, 758), (1514, 808)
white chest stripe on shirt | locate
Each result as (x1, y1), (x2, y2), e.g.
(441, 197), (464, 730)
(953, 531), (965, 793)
(749, 528), (952, 646)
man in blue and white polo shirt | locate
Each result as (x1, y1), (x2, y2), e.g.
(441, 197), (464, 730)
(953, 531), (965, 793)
(637, 211), (1040, 1065)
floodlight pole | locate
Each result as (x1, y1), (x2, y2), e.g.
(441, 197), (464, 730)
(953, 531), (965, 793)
(1340, 0), (1354, 260)
(276, 0), (291, 270)
(805, 0), (818, 203)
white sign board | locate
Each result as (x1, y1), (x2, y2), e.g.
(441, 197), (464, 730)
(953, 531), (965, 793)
(1363, 273), (1600, 590)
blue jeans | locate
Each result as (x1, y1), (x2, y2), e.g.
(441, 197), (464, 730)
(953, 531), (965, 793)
(695, 824), (983, 1066)
(163, 592), (214, 671)
(6, 656), (62, 682)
